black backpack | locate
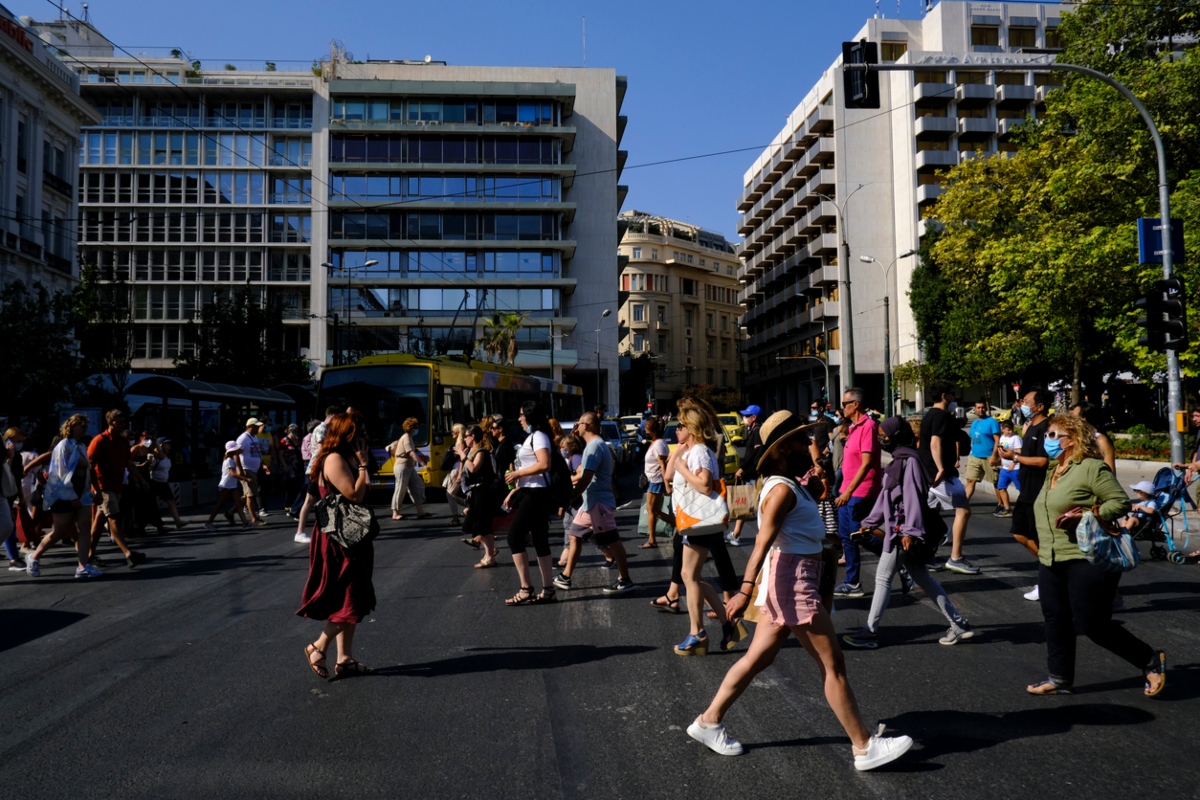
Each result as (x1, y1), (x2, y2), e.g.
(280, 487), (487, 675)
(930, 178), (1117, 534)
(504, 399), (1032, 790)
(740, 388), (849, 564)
(548, 447), (575, 510)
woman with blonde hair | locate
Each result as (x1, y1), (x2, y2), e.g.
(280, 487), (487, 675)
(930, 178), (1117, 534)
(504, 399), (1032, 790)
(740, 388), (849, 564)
(443, 423), (467, 526)
(25, 415), (98, 578)
(1027, 412), (1164, 697)
(388, 417), (431, 520)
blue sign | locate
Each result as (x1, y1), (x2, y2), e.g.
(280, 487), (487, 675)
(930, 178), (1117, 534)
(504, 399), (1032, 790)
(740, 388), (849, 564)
(1138, 218), (1185, 265)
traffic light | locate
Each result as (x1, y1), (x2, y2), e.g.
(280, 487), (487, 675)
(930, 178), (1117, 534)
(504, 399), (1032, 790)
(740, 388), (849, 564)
(842, 40), (880, 109)
(1135, 277), (1188, 352)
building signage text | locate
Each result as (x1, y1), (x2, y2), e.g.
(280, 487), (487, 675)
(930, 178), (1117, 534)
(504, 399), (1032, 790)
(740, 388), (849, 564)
(0, 17), (34, 52)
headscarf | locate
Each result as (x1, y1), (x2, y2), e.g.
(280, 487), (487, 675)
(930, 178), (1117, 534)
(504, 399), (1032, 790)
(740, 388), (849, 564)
(881, 416), (920, 484)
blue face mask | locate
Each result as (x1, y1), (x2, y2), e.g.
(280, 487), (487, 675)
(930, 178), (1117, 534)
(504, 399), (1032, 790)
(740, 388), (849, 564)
(1044, 436), (1063, 458)
(1021, 404), (1033, 417)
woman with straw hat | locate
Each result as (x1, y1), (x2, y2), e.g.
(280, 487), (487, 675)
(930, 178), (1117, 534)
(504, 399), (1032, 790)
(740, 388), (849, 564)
(684, 410), (913, 771)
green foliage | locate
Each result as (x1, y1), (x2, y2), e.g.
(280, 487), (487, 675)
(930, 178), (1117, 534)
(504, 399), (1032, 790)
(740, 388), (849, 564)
(173, 288), (309, 387)
(681, 382), (740, 412)
(478, 312), (529, 366)
(0, 281), (80, 424)
(74, 263), (136, 396)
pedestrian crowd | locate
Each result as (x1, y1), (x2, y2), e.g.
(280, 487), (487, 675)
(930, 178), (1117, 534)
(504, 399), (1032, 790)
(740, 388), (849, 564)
(5, 382), (1175, 772)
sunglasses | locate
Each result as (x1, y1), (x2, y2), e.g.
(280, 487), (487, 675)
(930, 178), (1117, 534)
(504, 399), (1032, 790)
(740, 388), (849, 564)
(1046, 430), (1066, 440)
(841, 400), (858, 407)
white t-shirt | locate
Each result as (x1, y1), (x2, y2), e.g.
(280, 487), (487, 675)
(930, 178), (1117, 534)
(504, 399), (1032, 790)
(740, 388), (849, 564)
(673, 444), (720, 499)
(219, 457), (240, 490)
(151, 454), (171, 483)
(515, 431), (551, 488)
(644, 439), (669, 484)
(999, 433), (1022, 471)
(237, 431), (262, 471)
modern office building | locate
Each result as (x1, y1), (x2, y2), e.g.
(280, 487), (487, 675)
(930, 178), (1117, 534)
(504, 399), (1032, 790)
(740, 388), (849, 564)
(737, 0), (1065, 412)
(617, 209), (743, 408)
(0, 6), (99, 294)
(317, 60), (627, 406)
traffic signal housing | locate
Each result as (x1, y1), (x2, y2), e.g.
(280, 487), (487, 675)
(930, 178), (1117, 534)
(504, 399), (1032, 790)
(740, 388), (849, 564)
(842, 40), (880, 109)
(1136, 277), (1188, 352)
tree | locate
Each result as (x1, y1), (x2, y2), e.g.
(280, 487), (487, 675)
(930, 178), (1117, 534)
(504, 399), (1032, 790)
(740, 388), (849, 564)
(74, 263), (136, 399)
(174, 288), (309, 387)
(681, 382), (741, 412)
(478, 312), (529, 366)
(0, 281), (79, 425)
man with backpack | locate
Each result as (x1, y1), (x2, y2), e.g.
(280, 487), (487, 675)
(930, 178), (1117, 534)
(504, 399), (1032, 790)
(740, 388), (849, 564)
(553, 412), (635, 595)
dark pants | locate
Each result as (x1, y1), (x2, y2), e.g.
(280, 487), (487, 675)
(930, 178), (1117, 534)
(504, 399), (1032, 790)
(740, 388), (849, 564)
(507, 488), (552, 558)
(670, 531), (739, 593)
(838, 495), (880, 586)
(1038, 558), (1155, 685)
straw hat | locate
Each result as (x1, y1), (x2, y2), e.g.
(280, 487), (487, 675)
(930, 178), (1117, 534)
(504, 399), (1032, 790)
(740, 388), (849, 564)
(756, 410), (819, 472)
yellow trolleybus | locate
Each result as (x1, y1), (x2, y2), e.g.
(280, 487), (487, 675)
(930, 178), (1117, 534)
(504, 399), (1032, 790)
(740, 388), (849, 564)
(315, 354), (585, 488)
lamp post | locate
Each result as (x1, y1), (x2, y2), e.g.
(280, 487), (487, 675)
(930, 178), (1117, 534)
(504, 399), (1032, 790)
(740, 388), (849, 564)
(775, 355), (830, 406)
(812, 187), (866, 391)
(321, 258), (377, 366)
(859, 250), (916, 414)
(549, 330), (569, 379)
(596, 308), (611, 411)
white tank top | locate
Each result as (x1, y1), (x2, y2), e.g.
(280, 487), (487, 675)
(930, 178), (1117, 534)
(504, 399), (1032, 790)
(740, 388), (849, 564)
(757, 475), (825, 556)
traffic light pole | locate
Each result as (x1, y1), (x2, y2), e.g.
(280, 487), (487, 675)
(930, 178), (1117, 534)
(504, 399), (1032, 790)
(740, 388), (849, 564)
(846, 58), (1184, 463)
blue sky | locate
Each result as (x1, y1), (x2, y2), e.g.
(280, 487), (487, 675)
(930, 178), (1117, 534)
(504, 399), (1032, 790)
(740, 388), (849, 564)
(27, 0), (951, 238)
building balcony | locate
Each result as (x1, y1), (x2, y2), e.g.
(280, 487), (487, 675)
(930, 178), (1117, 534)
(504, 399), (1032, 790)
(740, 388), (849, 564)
(627, 317), (649, 329)
(42, 171), (73, 198)
(998, 117), (1029, 137)
(957, 117), (997, 141)
(917, 183), (944, 206)
(811, 300), (839, 320)
(915, 116), (956, 140)
(810, 168), (836, 196)
(808, 105), (834, 133)
(514, 348), (578, 370)
(812, 232), (839, 255)
(813, 263), (839, 286)
(915, 82), (954, 107)
(915, 149), (958, 172)
(956, 83), (996, 108)
(996, 84), (1036, 107)
(1035, 85), (1059, 103)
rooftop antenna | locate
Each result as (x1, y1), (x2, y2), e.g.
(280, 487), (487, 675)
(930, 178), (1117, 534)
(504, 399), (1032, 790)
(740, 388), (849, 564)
(582, 16), (586, 67)
(81, 2), (89, 22)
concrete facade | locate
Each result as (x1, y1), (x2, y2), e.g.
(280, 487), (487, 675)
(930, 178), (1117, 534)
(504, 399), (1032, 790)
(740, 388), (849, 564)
(737, 0), (1065, 414)
(0, 7), (98, 294)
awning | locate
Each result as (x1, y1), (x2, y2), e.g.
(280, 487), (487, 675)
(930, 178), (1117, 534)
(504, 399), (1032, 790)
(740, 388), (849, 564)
(92, 373), (296, 407)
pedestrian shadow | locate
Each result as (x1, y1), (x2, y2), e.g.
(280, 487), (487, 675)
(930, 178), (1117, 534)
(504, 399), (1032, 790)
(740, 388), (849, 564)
(1076, 662), (1200, 701)
(882, 703), (1155, 765)
(377, 644), (655, 678)
(0, 608), (88, 653)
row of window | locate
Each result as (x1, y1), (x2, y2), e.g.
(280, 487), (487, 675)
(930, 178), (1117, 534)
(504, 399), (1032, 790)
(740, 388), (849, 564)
(330, 211), (559, 242)
(331, 174), (560, 202)
(328, 250), (559, 277)
(628, 332), (737, 362)
(629, 304), (735, 332)
(81, 211), (311, 243)
(79, 172), (312, 205)
(622, 273), (669, 293)
(331, 287), (559, 316)
(706, 285), (738, 305)
(331, 135), (558, 165)
(84, 249), (312, 283)
(79, 132), (313, 167)
(912, 70), (1064, 87)
(130, 321), (310, 361)
(91, 101), (314, 129)
(970, 24), (1061, 50)
(629, 245), (736, 277)
(135, 284), (310, 321)
(331, 98), (558, 126)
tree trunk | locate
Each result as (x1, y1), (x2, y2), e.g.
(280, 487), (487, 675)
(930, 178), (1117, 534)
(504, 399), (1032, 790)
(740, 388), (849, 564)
(1071, 349), (1083, 407)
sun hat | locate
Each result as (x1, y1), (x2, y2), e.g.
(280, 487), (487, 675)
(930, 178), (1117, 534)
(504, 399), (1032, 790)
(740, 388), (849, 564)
(224, 440), (241, 454)
(756, 410), (819, 472)
(245, 417), (263, 428)
(739, 404), (762, 417)
(1130, 480), (1155, 495)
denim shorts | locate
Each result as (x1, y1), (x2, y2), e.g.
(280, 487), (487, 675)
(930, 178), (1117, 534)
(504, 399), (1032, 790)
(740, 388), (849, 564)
(647, 481), (665, 495)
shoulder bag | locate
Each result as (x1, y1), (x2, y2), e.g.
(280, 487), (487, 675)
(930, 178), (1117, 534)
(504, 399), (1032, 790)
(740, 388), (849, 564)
(314, 483), (379, 550)
(1076, 506), (1139, 572)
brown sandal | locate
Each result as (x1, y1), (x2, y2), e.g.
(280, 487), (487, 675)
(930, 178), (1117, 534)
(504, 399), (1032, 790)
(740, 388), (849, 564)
(305, 643), (328, 679)
(334, 659), (375, 678)
(506, 586), (535, 605)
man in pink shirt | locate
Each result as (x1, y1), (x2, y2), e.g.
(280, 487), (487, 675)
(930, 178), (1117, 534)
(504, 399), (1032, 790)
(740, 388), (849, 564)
(833, 387), (881, 598)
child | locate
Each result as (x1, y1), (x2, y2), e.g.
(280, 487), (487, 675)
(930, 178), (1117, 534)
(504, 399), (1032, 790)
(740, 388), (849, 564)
(1120, 480), (1159, 531)
(994, 420), (1022, 517)
(203, 441), (251, 531)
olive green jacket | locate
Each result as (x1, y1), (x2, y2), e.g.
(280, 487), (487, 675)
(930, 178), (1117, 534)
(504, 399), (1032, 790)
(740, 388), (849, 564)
(1032, 457), (1130, 567)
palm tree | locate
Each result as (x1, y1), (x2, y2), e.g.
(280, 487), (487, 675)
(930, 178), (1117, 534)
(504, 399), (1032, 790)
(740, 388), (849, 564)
(480, 312), (529, 366)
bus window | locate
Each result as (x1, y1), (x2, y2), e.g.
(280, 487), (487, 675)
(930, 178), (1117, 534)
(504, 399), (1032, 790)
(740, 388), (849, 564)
(317, 364), (431, 446)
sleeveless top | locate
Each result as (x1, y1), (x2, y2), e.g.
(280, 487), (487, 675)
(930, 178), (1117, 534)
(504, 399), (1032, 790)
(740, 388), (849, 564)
(757, 475), (825, 556)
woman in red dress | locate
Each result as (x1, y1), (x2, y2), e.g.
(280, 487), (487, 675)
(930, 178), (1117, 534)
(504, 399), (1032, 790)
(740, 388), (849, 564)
(299, 413), (377, 679)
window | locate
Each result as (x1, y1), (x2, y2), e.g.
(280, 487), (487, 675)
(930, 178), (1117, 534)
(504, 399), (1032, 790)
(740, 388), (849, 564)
(632, 246), (642, 258)
(721, 316), (728, 331)
(685, 338), (693, 355)
(657, 306), (665, 323)
(681, 278), (697, 296)
(956, 71), (988, 85)
(633, 333), (645, 352)
(632, 304), (645, 322)
(1045, 27), (1062, 49)
(970, 26), (999, 47)
(722, 370), (729, 386)
(651, 248), (658, 260)
(914, 70), (948, 84)
(996, 72), (1026, 86)
(881, 42), (908, 61)
(17, 120), (27, 172)
(684, 309), (693, 327)
(657, 335), (667, 352)
(706, 340), (714, 357)
(706, 368), (714, 383)
(706, 313), (713, 329)
(721, 342), (728, 358)
(1009, 27), (1036, 49)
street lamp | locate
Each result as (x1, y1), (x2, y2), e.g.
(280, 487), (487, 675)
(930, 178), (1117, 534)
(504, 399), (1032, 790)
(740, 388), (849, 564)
(859, 250), (916, 414)
(321, 258), (378, 366)
(596, 308), (611, 411)
(775, 355), (830, 406)
(812, 186), (866, 391)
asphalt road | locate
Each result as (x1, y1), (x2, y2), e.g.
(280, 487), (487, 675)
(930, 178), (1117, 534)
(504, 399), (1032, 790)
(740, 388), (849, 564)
(3, 485), (1200, 800)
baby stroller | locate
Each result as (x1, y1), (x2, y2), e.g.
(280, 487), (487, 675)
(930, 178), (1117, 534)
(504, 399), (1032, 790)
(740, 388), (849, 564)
(1130, 467), (1192, 564)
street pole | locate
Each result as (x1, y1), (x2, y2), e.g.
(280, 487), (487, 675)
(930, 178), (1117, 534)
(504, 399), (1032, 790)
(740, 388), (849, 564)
(814, 189), (865, 393)
(775, 355), (830, 402)
(596, 308), (611, 412)
(883, 294), (891, 414)
(847, 58), (1184, 463)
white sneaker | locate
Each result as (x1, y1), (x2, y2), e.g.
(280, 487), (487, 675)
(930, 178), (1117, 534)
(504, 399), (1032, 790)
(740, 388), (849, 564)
(258, 510), (270, 518)
(294, 532), (311, 544)
(26, 556), (41, 577)
(1023, 586), (1040, 602)
(854, 725), (913, 771)
(75, 564), (103, 578)
(204, 522), (217, 532)
(687, 718), (744, 756)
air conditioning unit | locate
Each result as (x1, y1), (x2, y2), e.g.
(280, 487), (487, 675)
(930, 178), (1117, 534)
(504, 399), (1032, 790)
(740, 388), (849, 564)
(500, 121), (513, 127)
(428, 120), (439, 126)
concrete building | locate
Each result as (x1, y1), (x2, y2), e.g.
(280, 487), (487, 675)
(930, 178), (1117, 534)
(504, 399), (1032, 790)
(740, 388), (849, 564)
(0, 6), (99, 294)
(617, 209), (742, 410)
(316, 61), (627, 408)
(737, 0), (1065, 413)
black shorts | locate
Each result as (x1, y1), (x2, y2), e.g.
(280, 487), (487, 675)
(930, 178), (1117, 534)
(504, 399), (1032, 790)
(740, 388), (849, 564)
(50, 499), (76, 514)
(1011, 502), (1039, 541)
(681, 531), (726, 550)
(151, 481), (175, 503)
(567, 525), (621, 549)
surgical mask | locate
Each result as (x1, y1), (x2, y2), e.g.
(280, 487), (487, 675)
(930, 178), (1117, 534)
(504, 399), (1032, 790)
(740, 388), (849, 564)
(523, 423), (532, 435)
(142, 439), (153, 448)
(948, 402), (959, 413)
(10, 441), (22, 453)
(1044, 436), (1064, 459)
(1021, 404), (1033, 418)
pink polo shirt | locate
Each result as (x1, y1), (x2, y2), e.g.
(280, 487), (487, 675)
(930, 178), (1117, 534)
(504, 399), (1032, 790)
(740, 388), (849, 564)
(839, 415), (880, 499)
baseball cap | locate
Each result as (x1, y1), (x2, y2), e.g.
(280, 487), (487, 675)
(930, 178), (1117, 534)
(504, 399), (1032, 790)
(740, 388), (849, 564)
(245, 417), (263, 428)
(156, 437), (171, 445)
(739, 405), (761, 417)
(224, 440), (241, 454)
(1130, 480), (1155, 494)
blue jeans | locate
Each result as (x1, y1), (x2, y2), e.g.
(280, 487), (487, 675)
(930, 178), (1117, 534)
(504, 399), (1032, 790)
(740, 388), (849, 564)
(837, 495), (880, 586)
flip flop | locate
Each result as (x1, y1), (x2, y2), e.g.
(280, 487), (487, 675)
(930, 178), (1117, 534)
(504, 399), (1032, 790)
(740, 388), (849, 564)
(461, 538), (482, 550)
(639, 542), (658, 549)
